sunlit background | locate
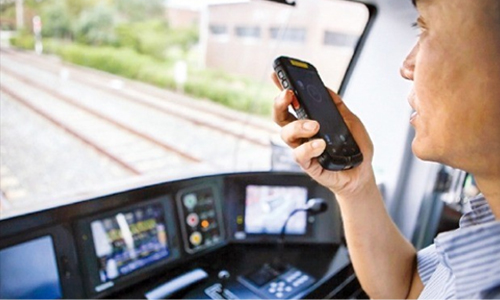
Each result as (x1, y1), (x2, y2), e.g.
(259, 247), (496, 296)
(0, 0), (368, 217)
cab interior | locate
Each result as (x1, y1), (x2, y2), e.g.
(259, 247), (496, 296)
(0, 0), (475, 299)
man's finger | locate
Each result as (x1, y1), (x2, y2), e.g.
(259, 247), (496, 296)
(273, 89), (297, 126)
(280, 120), (320, 148)
(293, 139), (327, 171)
(270, 71), (283, 90)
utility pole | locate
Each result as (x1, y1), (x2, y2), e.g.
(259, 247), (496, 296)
(16, 0), (24, 30)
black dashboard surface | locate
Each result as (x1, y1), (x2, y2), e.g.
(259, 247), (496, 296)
(0, 172), (365, 299)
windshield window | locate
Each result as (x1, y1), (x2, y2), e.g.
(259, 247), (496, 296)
(0, 0), (370, 218)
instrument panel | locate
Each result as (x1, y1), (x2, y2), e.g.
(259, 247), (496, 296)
(76, 196), (182, 297)
(0, 172), (348, 299)
(176, 185), (224, 254)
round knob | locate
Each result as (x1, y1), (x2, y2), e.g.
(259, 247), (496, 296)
(218, 270), (230, 280)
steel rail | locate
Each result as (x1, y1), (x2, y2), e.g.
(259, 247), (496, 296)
(1, 67), (202, 163)
(1, 48), (275, 147)
(0, 86), (143, 176)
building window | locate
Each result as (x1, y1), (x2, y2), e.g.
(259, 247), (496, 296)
(323, 31), (359, 48)
(210, 25), (228, 35)
(270, 27), (306, 43)
(235, 26), (261, 39)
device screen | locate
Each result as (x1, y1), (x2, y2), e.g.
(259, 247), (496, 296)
(244, 185), (307, 235)
(90, 203), (169, 290)
(287, 65), (357, 150)
(0, 236), (62, 299)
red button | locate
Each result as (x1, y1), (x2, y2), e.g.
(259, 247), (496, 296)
(292, 97), (301, 110)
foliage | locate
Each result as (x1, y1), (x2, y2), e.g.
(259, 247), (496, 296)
(0, 0), (45, 30)
(164, 26), (199, 53)
(0, 4), (16, 30)
(7, 0), (270, 116)
(114, 0), (164, 22)
(9, 31), (35, 49)
(73, 4), (116, 45)
(114, 20), (169, 60)
(186, 69), (273, 115)
(40, 1), (73, 39)
(115, 21), (198, 60)
(65, 0), (106, 17)
(43, 39), (161, 79)
(45, 40), (271, 115)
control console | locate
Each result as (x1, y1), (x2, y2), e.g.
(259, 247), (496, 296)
(176, 185), (225, 253)
(238, 264), (315, 299)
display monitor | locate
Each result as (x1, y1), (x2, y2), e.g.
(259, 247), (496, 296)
(89, 203), (169, 291)
(244, 185), (308, 235)
(0, 235), (62, 299)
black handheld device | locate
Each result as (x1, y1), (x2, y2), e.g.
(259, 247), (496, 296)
(273, 56), (363, 170)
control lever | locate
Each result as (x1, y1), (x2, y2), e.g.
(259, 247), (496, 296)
(219, 270), (230, 290)
(205, 270), (239, 299)
(218, 270), (230, 299)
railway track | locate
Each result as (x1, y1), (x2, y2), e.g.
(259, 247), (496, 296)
(0, 73), (203, 174)
(1, 48), (279, 146)
(0, 48), (278, 208)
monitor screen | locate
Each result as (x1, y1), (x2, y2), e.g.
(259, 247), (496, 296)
(244, 185), (308, 235)
(0, 235), (62, 299)
(90, 203), (169, 289)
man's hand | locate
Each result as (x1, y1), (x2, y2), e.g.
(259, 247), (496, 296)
(271, 72), (375, 198)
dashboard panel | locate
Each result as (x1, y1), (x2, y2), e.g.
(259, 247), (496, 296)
(0, 172), (362, 299)
(224, 173), (341, 245)
(176, 185), (225, 254)
(75, 195), (182, 297)
(0, 224), (83, 298)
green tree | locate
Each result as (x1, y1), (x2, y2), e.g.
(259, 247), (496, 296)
(74, 4), (116, 45)
(41, 1), (72, 39)
(115, 20), (169, 59)
(115, 0), (164, 22)
(66, 0), (108, 17)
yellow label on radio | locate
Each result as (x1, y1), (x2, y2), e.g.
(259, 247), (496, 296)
(290, 59), (309, 69)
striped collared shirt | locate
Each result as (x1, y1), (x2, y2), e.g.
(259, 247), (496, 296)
(417, 195), (500, 299)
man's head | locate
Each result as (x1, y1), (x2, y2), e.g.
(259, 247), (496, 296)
(401, 0), (500, 179)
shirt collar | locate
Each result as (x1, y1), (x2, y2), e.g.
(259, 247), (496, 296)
(434, 195), (500, 298)
(459, 194), (495, 228)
